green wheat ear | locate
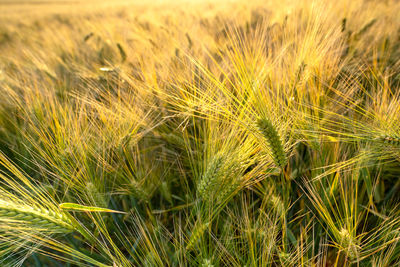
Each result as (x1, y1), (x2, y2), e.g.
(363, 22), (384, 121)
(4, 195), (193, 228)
(376, 134), (400, 147)
(268, 194), (285, 219)
(197, 154), (224, 200)
(338, 228), (360, 261)
(201, 258), (214, 267)
(0, 200), (74, 234)
(186, 222), (210, 251)
(257, 118), (287, 168)
(128, 179), (150, 203)
(87, 182), (108, 208)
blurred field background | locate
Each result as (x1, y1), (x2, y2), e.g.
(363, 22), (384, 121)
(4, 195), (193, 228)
(1, 0), (400, 266)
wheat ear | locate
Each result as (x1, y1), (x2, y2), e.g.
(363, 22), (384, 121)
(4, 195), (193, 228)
(257, 118), (287, 168)
(0, 200), (74, 233)
(129, 179), (150, 203)
(376, 134), (400, 147)
(197, 155), (223, 200)
(338, 228), (360, 261)
(186, 222), (210, 251)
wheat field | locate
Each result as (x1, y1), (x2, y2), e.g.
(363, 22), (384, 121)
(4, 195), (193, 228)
(0, 0), (400, 266)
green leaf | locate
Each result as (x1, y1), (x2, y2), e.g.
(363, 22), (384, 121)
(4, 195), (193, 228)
(59, 203), (126, 214)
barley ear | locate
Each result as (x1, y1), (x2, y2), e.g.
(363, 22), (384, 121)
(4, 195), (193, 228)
(257, 118), (287, 168)
(338, 228), (360, 261)
(129, 179), (150, 203)
(87, 182), (108, 208)
(197, 155), (224, 200)
(0, 200), (75, 234)
(376, 134), (400, 147)
(186, 222), (210, 251)
(201, 258), (214, 267)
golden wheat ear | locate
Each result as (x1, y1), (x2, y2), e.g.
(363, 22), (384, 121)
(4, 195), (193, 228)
(256, 118), (287, 168)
